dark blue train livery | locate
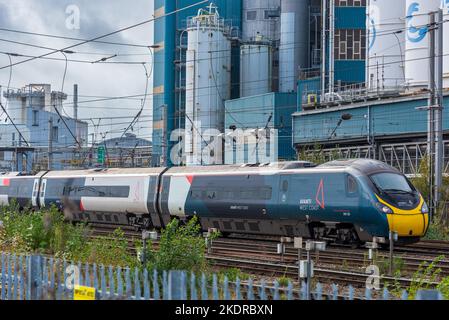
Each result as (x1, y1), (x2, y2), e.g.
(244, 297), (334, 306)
(0, 159), (429, 245)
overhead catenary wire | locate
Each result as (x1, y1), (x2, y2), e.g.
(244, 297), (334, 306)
(0, 0), (209, 71)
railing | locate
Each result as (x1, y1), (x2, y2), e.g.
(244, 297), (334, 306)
(0, 253), (445, 300)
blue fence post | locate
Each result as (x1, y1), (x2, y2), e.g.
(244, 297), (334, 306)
(117, 267), (123, 298)
(12, 254), (18, 300)
(347, 285), (354, 301)
(212, 274), (219, 300)
(49, 257), (55, 294)
(331, 284), (338, 300)
(315, 283), (323, 300)
(201, 273), (208, 300)
(259, 280), (266, 300)
(134, 268), (141, 300)
(382, 287), (390, 300)
(181, 271), (187, 300)
(235, 277), (242, 301)
(168, 271), (182, 300)
(85, 263), (90, 288)
(62, 260), (67, 299)
(26, 255), (41, 300)
(300, 281), (307, 300)
(108, 265), (115, 299)
(1, 253), (5, 300)
(223, 276), (230, 300)
(153, 269), (160, 300)
(247, 278), (254, 300)
(125, 268), (132, 299)
(93, 264), (98, 294)
(42, 256), (48, 299)
(365, 288), (372, 300)
(77, 261), (82, 287)
(401, 290), (408, 300)
(56, 260), (63, 300)
(163, 271), (168, 300)
(287, 281), (293, 300)
(273, 280), (280, 300)
(7, 254), (12, 300)
(143, 269), (150, 300)
(190, 272), (197, 300)
(100, 265), (106, 299)
(18, 255), (24, 300)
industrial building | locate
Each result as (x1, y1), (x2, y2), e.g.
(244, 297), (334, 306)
(92, 133), (152, 168)
(152, 0), (448, 174)
(0, 84), (88, 171)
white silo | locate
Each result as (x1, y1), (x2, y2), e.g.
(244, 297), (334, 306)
(3, 89), (27, 125)
(367, 0), (406, 90)
(404, 0), (440, 88)
(443, 0), (449, 88)
(240, 41), (273, 97)
(184, 4), (231, 166)
(279, 0), (309, 93)
(242, 0), (281, 42)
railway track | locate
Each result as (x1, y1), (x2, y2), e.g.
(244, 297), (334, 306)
(88, 223), (449, 288)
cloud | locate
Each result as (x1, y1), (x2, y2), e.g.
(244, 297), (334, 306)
(0, 0), (154, 141)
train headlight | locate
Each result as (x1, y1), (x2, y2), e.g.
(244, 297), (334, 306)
(376, 202), (393, 214)
(421, 202), (429, 214)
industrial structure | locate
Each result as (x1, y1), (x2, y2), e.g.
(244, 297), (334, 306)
(0, 84), (88, 171)
(151, 0), (449, 207)
(93, 133), (152, 168)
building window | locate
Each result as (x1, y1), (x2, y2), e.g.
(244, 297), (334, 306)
(264, 9), (279, 20)
(32, 110), (39, 126)
(336, 0), (366, 7)
(52, 126), (59, 142)
(334, 29), (366, 60)
(246, 10), (257, 21)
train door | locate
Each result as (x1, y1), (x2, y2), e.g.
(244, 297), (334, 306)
(39, 179), (47, 208)
(31, 179), (39, 207)
(278, 175), (290, 210)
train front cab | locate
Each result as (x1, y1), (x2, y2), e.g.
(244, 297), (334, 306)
(377, 195), (429, 244)
(369, 172), (429, 244)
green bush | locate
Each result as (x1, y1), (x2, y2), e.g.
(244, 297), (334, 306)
(144, 216), (209, 272)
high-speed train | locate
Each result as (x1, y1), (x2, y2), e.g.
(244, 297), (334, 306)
(0, 159), (429, 245)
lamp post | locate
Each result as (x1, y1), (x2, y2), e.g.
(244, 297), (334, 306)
(329, 113), (353, 140)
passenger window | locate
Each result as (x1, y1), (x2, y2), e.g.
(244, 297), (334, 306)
(347, 175), (358, 195)
(281, 180), (288, 192)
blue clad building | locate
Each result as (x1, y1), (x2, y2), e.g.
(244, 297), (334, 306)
(152, 0), (242, 167)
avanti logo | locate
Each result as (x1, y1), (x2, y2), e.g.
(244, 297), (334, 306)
(406, 2), (428, 43)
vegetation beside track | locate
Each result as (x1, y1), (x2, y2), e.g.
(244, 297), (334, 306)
(0, 204), (218, 275)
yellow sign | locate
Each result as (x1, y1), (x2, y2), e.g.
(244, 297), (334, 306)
(74, 285), (96, 300)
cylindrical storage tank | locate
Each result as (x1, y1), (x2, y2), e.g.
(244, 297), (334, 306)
(279, 0), (309, 93)
(4, 90), (26, 125)
(242, 0), (281, 42)
(367, 0), (406, 90)
(443, 0), (449, 88)
(404, 0), (440, 88)
(240, 43), (273, 97)
(184, 6), (231, 166)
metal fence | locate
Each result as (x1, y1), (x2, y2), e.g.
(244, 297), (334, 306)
(0, 252), (445, 300)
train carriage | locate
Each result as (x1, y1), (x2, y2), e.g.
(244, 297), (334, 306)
(0, 159), (429, 245)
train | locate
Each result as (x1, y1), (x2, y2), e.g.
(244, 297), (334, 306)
(0, 159), (429, 245)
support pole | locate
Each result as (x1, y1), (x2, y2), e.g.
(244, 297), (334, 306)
(328, 0), (335, 99)
(48, 118), (53, 170)
(321, 0), (327, 103)
(306, 250), (311, 300)
(428, 12), (436, 221)
(434, 9), (444, 208)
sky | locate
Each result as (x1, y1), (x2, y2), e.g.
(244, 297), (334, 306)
(0, 0), (154, 143)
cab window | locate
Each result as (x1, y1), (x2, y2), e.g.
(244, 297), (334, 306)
(346, 175), (358, 196)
